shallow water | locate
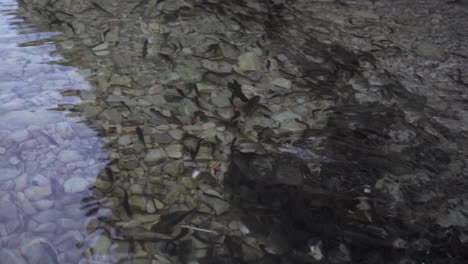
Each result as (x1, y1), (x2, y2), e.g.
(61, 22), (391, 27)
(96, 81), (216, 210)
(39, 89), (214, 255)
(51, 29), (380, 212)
(1, 0), (468, 263)
(0, 0), (109, 262)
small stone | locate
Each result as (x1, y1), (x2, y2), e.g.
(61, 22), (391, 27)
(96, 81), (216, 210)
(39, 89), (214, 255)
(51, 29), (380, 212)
(0, 147), (5, 154)
(57, 218), (79, 230)
(129, 195), (147, 211)
(90, 235), (112, 255)
(165, 144), (184, 159)
(146, 200), (156, 213)
(163, 160), (185, 177)
(32, 209), (62, 224)
(56, 122), (74, 139)
(118, 135), (132, 146)
(152, 133), (173, 144)
(24, 185), (52, 201)
(153, 199), (165, 210)
(129, 184), (145, 195)
(63, 177), (89, 193)
(202, 195), (230, 215)
(168, 129), (184, 140)
(0, 249), (27, 264)
(20, 238), (58, 264)
(180, 177), (196, 190)
(144, 149), (167, 163)
(101, 109), (122, 123)
(437, 210), (468, 228)
(270, 111), (302, 122)
(238, 52), (261, 72)
(33, 200), (54, 210)
(0, 168), (22, 182)
(179, 100), (199, 116)
(33, 223), (57, 233)
(14, 174), (28, 191)
(211, 90), (231, 108)
(10, 129), (29, 142)
(201, 60), (232, 73)
(8, 156), (20, 165)
(58, 150), (82, 163)
(195, 82), (217, 93)
(415, 42), (446, 60)
(0, 201), (19, 221)
(271, 78), (292, 89)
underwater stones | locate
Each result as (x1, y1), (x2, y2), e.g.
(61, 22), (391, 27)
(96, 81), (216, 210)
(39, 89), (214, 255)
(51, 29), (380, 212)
(25, 185), (52, 201)
(129, 195), (147, 211)
(270, 111), (302, 122)
(238, 52), (261, 72)
(90, 234), (112, 255)
(180, 177), (196, 190)
(57, 149), (82, 163)
(163, 160), (185, 177)
(195, 82), (217, 93)
(270, 78), (292, 89)
(20, 238), (58, 264)
(118, 135), (132, 146)
(415, 42), (446, 60)
(101, 108), (122, 123)
(33, 222), (57, 233)
(0, 249), (27, 264)
(55, 122), (74, 139)
(0, 167), (22, 182)
(165, 144), (184, 158)
(63, 177), (89, 193)
(82, 105), (101, 118)
(437, 210), (468, 228)
(179, 100), (198, 116)
(33, 200), (54, 210)
(168, 129), (184, 140)
(152, 133), (173, 144)
(201, 60), (232, 73)
(0, 201), (19, 221)
(201, 193), (230, 215)
(211, 90), (231, 108)
(195, 146), (214, 161)
(144, 148), (168, 163)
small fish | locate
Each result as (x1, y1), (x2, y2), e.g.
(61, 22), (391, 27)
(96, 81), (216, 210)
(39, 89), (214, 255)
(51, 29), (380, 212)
(152, 209), (195, 233)
(243, 95), (261, 116)
(142, 39), (148, 57)
(122, 189), (133, 217)
(190, 139), (202, 162)
(105, 167), (114, 182)
(158, 53), (174, 70)
(136, 127), (145, 145)
(228, 80), (249, 102)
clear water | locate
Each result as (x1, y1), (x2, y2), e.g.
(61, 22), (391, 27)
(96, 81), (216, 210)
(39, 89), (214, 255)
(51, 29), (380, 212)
(1, 0), (468, 263)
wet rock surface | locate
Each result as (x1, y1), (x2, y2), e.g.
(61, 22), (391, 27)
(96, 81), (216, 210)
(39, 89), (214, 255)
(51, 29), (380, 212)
(0, 0), (467, 263)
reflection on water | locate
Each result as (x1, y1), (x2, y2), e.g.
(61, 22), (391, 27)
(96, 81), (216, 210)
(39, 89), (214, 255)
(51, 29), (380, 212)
(0, 0), (109, 263)
(1, 0), (468, 263)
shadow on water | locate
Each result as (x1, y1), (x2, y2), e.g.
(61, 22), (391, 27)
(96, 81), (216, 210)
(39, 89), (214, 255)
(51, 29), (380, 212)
(5, 0), (468, 263)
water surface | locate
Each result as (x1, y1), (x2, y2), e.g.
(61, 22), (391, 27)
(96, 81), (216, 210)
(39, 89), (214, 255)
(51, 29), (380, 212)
(2, 0), (468, 263)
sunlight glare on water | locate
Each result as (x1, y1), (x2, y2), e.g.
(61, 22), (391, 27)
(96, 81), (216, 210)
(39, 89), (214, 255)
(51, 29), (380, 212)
(0, 0), (108, 263)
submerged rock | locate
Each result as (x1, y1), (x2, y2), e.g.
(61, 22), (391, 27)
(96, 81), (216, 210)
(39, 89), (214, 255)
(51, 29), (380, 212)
(20, 238), (58, 264)
(63, 177), (89, 193)
(144, 148), (168, 163)
(238, 52), (261, 72)
(0, 249), (27, 264)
